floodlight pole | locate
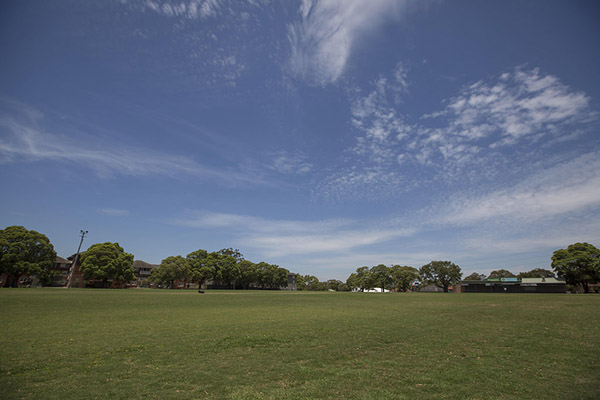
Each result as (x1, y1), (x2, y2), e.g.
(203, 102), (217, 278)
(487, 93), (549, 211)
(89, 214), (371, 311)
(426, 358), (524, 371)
(67, 230), (88, 288)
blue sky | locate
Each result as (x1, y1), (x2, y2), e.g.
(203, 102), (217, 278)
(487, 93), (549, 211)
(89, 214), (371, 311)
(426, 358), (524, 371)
(1, 0), (599, 280)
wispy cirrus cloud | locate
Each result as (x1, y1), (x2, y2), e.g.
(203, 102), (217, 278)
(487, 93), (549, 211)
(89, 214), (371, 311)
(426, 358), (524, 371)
(170, 210), (414, 257)
(172, 210), (352, 233)
(350, 62), (414, 163)
(441, 151), (600, 225)
(314, 165), (407, 202)
(431, 67), (593, 146)
(287, 0), (420, 86)
(139, 0), (222, 19)
(266, 150), (313, 175)
(0, 100), (267, 186)
(317, 66), (597, 201)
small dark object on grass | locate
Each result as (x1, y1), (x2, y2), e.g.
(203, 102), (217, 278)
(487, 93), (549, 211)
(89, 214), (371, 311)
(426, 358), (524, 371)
(198, 290), (204, 294)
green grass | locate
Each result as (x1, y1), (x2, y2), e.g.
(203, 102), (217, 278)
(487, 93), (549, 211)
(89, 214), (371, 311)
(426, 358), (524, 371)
(0, 289), (598, 399)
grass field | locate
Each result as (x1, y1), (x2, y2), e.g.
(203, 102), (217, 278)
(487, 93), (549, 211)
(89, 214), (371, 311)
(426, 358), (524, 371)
(0, 289), (598, 399)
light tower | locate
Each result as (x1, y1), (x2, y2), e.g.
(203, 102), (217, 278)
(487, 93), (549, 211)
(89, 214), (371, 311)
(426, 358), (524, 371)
(67, 230), (88, 288)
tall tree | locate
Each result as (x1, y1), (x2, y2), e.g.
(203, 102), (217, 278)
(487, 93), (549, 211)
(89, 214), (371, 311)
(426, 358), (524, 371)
(258, 263), (287, 289)
(238, 260), (258, 289)
(296, 274), (307, 290)
(255, 262), (271, 288)
(355, 266), (374, 291)
(420, 261), (462, 293)
(346, 273), (359, 291)
(203, 252), (224, 285)
(186, 249), (212, 287)
(391, 265), (419, 292)
(79, 242), (134, 288)
(303, 275), (321, 291)
(488, 269), (516, 279)
(326, 279), (343, 291)
(0, 226), (57, 287)
(273, 266), (289, 289)
(217, 253), (241, 289)
(370, 264), (391, 292)
(552, 242), (600, 293)
(149, 255), (191, 289)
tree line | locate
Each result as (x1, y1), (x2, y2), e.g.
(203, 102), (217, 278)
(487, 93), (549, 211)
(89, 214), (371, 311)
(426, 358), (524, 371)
(0, 226), (290, 289)
(463, 268), (556, 281)
(148, 248), (290, 290)
(1, 226), (599, 292)
(344, 261), (462, 293)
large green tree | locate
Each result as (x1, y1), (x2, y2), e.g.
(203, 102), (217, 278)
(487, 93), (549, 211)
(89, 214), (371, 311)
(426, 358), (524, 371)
(345, 273), (359, 291)
(79, 242), (134, 288)
(149, 255), (191, 289)
(210, 252), (240, 289)
(391, 265), (420, 292)
(371, 264), (392, 292)
(0, 226), (57, 287)
(326, 279), (344, 291)
(551, 242), (600, 293)
(355, 266), (374, 291)
(238, 260), (258, 289)
(257, 263), (287, 289)
(186, 249), (212, 287)
(419, 261), (462, 293)
(301, 275), (323, 291)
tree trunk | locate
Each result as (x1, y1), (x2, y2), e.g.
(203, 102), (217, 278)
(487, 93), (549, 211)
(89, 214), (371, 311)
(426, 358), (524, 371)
(14, 273), (23, 288)
(582, 282), (590, 293)
(443, 286), (449, 293)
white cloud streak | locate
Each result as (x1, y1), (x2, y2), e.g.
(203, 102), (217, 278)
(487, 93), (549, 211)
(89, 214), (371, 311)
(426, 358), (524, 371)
(287, 0), (418, 86)
(318, 66), (596, 201)
(266, 150), (312, 175)
(439, 67), (593, 146)
(142, 0), (222, 19)
(442, 152), (600, 225)
(171, 210), (414, 257)
(0, 101), (267, 186)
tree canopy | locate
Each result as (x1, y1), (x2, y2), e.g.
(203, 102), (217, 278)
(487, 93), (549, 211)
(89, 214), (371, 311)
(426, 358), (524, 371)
(355, 266), (374, 291)
(371, 264), (392, 292)
(487, 269), (516, 279)
(551, 242), (600, 293)
(163, 248), (291, 290)
(297, 275), (326, 291)
(419, 261), (462, 292)
(391, 265), (420, 292)
(149, 255), (191, 289)
(0, 226), (57, 287)
(464, 272), (486, 281)
(517, 268), (555, 279)
(79, 242), (134, 288)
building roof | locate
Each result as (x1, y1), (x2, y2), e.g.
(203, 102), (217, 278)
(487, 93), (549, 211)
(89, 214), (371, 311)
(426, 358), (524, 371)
(56, 256), (72, 264)
(520, 277), (565, 284)
(132, 260), (159, 268)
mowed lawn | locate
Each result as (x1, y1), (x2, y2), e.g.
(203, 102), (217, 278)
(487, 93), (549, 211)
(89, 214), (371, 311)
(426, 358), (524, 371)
(0, 289), (598, 399)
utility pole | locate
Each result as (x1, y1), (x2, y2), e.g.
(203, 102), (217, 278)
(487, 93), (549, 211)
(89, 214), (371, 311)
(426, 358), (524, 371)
(67, 230), (88, 288)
